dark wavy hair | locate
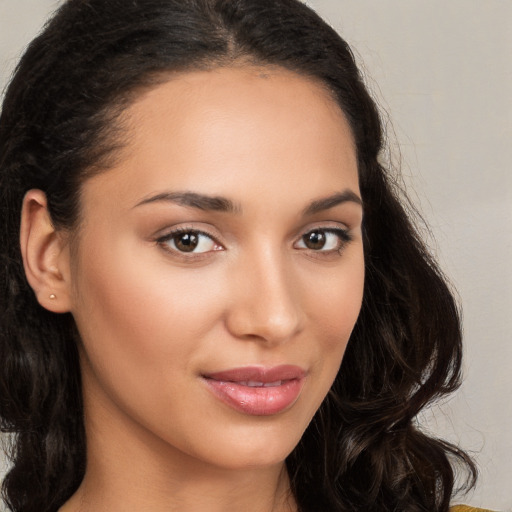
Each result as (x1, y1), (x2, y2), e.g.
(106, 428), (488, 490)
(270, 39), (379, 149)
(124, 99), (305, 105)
(0, 1), (476, 511)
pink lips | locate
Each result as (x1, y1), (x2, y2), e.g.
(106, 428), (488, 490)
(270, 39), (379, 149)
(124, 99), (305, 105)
(203, 365), (306, 416)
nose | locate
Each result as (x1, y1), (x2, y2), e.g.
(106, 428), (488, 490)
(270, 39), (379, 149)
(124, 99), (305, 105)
(224, 249), (304, 346)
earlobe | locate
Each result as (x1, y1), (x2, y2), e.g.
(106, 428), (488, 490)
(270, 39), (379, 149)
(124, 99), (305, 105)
(19, 189), (72, 313)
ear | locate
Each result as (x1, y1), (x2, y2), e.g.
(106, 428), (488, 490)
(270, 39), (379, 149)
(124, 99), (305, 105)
(20, 189), (72, 313)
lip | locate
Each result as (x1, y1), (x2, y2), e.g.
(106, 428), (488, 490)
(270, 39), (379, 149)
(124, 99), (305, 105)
(202, 365), (306, 416)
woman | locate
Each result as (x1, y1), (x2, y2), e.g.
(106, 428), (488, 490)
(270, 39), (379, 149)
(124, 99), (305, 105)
(0, 0), (483, 511)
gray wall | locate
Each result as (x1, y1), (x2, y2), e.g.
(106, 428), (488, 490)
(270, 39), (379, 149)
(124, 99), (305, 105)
(1, 1), (511, 510)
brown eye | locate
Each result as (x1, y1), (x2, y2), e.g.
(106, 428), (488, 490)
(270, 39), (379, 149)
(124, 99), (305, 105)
(158, 229), (220, 254)
(303, 230), (326, 250)
(173, 232), (199, 252)
(295, 228), (352, 253)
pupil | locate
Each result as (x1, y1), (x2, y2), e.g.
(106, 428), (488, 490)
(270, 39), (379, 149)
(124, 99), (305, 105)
(305, 231), (325, 250)
(176, 233), (198, 252)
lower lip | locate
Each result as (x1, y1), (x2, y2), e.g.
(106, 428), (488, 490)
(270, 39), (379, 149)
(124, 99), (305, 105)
(203, 378), (305, 416)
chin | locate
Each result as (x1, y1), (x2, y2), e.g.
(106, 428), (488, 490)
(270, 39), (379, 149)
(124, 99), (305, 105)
(187, 422), (305, 471)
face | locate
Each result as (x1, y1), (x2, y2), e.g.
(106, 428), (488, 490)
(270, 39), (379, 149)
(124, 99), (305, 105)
(68, 66), (364, 471)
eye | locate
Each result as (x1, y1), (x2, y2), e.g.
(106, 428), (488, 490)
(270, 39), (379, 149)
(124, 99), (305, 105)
(157, 229), (222, 254)
(295, 228), (351, 252)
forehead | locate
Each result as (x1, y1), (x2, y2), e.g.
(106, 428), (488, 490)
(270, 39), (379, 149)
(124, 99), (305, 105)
(81, 66), (359, 213)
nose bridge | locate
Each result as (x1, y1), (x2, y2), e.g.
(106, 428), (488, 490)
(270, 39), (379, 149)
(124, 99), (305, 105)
(226, 243), (303, 344)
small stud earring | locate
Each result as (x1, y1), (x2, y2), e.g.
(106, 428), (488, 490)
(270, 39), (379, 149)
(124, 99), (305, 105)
(49, 294), (57, 300)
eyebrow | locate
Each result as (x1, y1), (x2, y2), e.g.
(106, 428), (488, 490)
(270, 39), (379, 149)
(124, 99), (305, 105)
(134, 191), (240, 213)
(302, 189), (362, 216)
(134, 189), (362, 215)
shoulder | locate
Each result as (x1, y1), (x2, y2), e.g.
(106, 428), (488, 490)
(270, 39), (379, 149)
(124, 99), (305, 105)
(450, 506), (497, 512)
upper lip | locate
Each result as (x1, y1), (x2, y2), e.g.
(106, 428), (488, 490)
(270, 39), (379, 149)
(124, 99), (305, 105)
(203, 365), (306, 383)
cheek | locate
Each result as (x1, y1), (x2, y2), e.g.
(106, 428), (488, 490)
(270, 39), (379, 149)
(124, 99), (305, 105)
(70, 239), (235, 446)
(70, 236), (225, 384)
(310, 252), (365, 345)
(302, 247), (365, 394)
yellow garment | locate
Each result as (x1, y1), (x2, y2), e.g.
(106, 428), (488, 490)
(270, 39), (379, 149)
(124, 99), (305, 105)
(450, 506), (496, 512)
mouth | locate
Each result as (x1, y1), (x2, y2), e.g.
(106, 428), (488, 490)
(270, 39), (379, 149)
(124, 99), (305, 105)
(202, 365), (306, 416)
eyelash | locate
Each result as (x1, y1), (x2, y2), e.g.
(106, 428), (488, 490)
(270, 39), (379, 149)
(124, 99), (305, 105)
(155, 226), (352, 259)
(295, 228), (352, 254)
(156, 227), (222, 259)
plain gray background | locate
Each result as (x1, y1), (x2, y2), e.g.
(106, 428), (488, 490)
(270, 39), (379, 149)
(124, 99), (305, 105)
(1, 1), (511, 510)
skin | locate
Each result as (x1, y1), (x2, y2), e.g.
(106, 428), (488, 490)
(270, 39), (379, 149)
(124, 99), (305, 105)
(21, 66), (364, 512)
